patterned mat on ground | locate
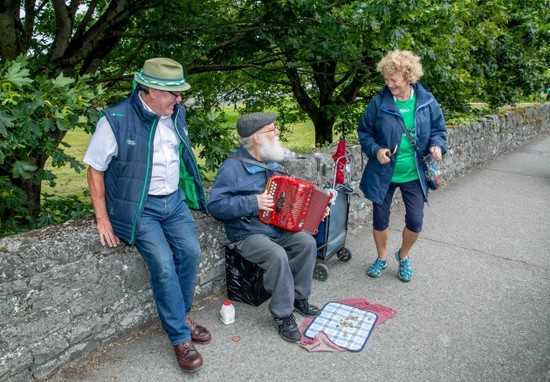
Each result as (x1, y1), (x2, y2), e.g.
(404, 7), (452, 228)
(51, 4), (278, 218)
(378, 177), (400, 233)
(298, 298), (397, 352)
(303, 301), (378, 352)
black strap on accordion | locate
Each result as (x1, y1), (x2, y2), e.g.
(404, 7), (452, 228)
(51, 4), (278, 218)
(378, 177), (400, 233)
(233, 156), (289, 175)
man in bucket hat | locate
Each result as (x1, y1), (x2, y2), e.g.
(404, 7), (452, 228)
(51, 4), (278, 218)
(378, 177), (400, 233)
(208, 112), (323, 343)
(84, 58), (209, 373)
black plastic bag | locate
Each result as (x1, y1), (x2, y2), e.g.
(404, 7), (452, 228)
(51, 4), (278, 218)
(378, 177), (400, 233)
(224, 246), (271, 306)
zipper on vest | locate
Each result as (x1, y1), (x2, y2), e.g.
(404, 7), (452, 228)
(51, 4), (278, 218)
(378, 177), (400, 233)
(130, 119), (157, 243)
(173, 109), (208, 212)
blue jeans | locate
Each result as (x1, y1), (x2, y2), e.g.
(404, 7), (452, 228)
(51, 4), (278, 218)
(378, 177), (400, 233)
(133, 190), (200, 345)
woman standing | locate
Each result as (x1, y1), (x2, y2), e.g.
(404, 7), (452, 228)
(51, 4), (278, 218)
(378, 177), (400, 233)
(358, 50), (447, 282)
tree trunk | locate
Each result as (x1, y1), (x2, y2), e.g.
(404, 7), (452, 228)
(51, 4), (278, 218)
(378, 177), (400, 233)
(313, 115), (336, 147)
(13, 175), (41, 219)
(11, 152), (49, 220)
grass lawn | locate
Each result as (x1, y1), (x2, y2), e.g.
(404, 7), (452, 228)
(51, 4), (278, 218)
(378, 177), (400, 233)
(42, 128), (94, 199)
(42, 106), (325, 200)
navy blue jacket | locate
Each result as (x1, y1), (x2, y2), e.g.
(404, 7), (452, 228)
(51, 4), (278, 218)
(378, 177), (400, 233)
(207, 147), (286, 243)
(102, 90), (207, 244)
(358, 83), (447, 204)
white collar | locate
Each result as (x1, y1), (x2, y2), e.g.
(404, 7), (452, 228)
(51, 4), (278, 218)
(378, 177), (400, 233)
(394, 86), (414, 102)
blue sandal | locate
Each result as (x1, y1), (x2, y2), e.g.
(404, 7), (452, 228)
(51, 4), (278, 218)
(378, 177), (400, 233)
(367, 258), (387, 278)
(395, 250), (412, 282)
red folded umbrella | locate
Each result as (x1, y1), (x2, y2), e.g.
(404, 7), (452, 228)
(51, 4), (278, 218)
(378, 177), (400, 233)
(332, 138), (347, 185)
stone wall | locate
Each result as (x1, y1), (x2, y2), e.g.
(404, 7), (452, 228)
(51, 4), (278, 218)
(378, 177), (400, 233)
(1, 103), (549, 381)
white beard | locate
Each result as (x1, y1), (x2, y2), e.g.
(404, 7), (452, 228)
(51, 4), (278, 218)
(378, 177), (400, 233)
(257, 134), (286, 162)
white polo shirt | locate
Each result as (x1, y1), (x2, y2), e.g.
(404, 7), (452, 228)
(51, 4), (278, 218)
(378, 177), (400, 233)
(84, 93), (181, 196)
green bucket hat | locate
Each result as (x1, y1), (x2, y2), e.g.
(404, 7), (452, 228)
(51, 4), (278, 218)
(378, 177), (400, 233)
(134, 57), (191, 91)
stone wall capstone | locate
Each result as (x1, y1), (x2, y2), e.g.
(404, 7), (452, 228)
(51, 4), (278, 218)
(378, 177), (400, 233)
(1, 103), (549, 381)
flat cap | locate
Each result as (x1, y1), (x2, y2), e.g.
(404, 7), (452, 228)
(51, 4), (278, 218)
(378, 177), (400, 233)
(237, 112), (277, 138)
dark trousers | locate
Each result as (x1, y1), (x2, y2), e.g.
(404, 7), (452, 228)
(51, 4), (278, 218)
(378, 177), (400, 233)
(372, 179), (425, 233)
(235, 231), (317, 318)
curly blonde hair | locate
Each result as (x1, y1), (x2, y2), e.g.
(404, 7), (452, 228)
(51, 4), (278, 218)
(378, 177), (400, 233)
(376, 50), (424, 84)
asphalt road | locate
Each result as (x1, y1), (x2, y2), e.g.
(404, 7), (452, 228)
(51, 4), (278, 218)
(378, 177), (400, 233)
(46, 134), (550, 382)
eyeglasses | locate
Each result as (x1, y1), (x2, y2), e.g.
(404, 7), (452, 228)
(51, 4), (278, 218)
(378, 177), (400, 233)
(257, 126), (279, 134)
(165, 91), (181, 99)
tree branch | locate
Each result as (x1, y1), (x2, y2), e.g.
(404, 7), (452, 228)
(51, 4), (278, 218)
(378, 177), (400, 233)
(73, 0), (97, 40)
(49, 0), (72, 62)
(68, 0), (80, 19)
(0, 0), (25, 59)
(285, 64), (319, 118)
(53, 0), (154, 74)
(23, 0), (37, 51)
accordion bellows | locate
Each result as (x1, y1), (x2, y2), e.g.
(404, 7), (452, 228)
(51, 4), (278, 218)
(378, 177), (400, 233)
(259, 175), (332, 235)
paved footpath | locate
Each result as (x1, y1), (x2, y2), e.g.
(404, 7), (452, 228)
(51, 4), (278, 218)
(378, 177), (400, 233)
(46, 134), (550, 382)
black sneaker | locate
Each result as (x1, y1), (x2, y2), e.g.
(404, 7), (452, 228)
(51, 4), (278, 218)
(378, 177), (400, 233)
(273, 314), (301, 342)
(293, 299), (321, 317)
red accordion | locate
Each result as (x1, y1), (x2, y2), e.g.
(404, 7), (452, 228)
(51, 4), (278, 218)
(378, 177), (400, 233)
(259, 175), (332, 235)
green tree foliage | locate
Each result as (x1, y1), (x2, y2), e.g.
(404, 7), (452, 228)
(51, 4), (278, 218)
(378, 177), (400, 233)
(0, 1), (155, 233)
(137, 0), (549, 145)
(0, 0), (548, 235)
(186, 110), (239, 176)
(0, 56), (103, 232)
(466, 0), (549, 106)
(0, 0), (160, 75)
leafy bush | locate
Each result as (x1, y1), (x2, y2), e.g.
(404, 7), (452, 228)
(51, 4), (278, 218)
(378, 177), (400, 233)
(37, 193), (94, 228)
(0, 56), (105, 237)
(0, 176), (32, 237)
(186, 109), (239, 177)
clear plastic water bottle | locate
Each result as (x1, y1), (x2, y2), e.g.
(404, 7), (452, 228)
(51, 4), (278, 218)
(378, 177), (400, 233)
(220, 300), (235, 324)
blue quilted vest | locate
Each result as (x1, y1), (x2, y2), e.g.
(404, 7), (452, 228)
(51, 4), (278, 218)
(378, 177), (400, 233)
(102, 90), (206, 244)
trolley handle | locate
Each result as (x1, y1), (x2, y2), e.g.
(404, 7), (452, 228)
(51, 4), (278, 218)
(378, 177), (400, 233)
(341, 121), (348, 140)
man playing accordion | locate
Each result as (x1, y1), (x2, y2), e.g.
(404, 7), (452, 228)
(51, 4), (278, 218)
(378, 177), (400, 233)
(208, 112), (322, 342)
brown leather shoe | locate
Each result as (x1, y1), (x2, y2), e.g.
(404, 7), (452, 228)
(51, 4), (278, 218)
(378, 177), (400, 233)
(174, 341), (203, 373)
(186, 315), (212, 345)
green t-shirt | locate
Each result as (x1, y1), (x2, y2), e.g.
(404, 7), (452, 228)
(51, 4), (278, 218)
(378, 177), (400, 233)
(391, 93), (419, 183)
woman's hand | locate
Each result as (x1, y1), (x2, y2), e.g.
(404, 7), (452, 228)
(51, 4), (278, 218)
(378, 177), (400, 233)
(377, 145), (396, 164)
(430, 146), (442, 161)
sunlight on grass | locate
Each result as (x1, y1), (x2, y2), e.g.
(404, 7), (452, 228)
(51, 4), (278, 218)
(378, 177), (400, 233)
(282, 121), (316, 152)
(43, 129), (92, 199)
